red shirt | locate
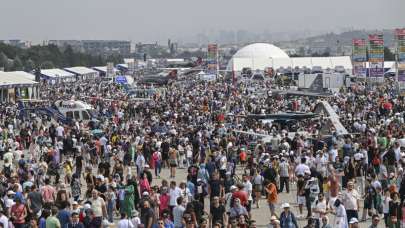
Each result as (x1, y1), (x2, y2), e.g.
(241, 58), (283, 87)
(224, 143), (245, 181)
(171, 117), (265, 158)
(233, 190), (248, 206)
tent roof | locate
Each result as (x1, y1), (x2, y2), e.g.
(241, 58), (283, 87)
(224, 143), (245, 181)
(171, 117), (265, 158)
(0, 71), (38, 87)
(40, 69), (75, 78)
(64, 66), (98, 75)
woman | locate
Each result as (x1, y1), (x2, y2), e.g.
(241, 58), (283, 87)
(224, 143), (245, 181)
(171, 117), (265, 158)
(159, 187), (170, 218)
(333, 199), (348, 228)
(252, 169), (264, 208)
(152, 150), (162, 178)
(279, 203), (299, 228)
(71, 173), (82, 201)
(388, 192), (401, 228)
(139, 173), (151, 194)
(168, 147), (178, 178)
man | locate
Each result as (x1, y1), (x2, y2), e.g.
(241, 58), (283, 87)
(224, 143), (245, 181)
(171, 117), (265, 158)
(368, 214), (380, 228)
(169, 181), (182, 213)
(209, 196), (226, 227)
(342, 181), (360, 223)
(208, 172), (224, 199)
(140, 200), (154, 228)
(41, 178), (56, 205)
(27, 184), (42, 217)
(232, 183), (248, 208)
(118, 212), (135, 228)
(89, 190), (107, 227)
(67, 212), (85, 228)
(278, 157), (290, 193)
(172, 197), (185, 228)
(57, 202), (71, 228)
(46, 207), (61, 228)
(295, 157), (310, 177)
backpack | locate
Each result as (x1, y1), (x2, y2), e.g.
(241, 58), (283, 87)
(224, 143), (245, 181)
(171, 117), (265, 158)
(4, 165), (11, 178)
(41, 186), (54, 202)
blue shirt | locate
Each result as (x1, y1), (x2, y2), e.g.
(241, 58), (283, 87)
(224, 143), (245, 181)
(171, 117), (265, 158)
(57, 209), (71, 228)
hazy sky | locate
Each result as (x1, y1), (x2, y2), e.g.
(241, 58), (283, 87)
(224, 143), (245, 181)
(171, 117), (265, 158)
(1, 0), (404, 43)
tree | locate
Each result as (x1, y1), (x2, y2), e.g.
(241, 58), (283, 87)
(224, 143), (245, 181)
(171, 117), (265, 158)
(384, 47), (395, 61)
(41, 60), (54, 69)
(0, 52), (9, 70)
(24, 59), (36, 72)
(12, 56), (23, 71)
(298, 47), (306, 56)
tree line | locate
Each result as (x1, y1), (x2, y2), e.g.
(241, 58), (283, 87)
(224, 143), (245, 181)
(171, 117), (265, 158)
(0, 43), (123, 72)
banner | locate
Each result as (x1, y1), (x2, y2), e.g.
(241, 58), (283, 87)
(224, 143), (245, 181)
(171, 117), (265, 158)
(353, 62), (367, 77)
(352, 39), (367, 76)
(368, 34), (384, 77)
(352, 39), (367, 62)
(207, 44), (218, 75)
(396, 28), (405, 81)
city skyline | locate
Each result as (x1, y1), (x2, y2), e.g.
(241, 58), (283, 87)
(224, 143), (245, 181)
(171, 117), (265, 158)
(0, 0), (404, 44)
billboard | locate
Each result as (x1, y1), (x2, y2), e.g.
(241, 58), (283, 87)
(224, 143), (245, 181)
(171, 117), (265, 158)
(352, 39), (367, 76)
(368, 34), (384, 77)
(207, 44), (218, 75)
(396, 28), (405, 81)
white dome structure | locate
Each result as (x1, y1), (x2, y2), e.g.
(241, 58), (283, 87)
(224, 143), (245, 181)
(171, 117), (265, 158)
(227, 43), (291, 71)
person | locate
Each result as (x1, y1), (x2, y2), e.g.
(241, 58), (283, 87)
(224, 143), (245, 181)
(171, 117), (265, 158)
(172, 197), (185, 228)
(89, 190), (107, 227)
(10, 197), (27, 228)
(267, 215), (280, 228)
(388, 192), (401, 228)
(279, 203), (299, 228)
(27, 184), (43, 218)
(313, 193), (327, 228)
(321, 216), (332, 228)
(169, 181), (182, 213)
(278, 157), (290, 193)
(341, 181), (360, 223)
(229, 198), (248, 220)
(265, 180), (278, 216)
(67, 212), (85, 228)
(118, 212), (135, 228)
(0, 209), (9, 228)
(333, 199), (348, 228)
(209, 196), (226, 227)
(348, 217), (359, 228)
(140, 200), (155, 228)
(56, 201), (71, 228)
(368, 214), (380, 228)
(46, 207), (61, 228)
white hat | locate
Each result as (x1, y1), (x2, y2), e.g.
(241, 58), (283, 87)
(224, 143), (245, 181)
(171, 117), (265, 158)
(230, 185), (238, 191)
(144, 164), (150, 168)
(281, 203), (290, 208)
(142, 191), (149, 196)
(72, 201), (78, 205)
(349, 218), (359, 224)
(84, 204), (91, 210)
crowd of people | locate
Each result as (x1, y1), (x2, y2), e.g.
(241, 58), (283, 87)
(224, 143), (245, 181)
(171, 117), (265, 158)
(0, 75), (404, 228)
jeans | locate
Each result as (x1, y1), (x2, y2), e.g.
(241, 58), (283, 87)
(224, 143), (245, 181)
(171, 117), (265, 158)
(279, 176), (290, 193)
(155, 160), (161, 176)
(107, 200), (116, 223)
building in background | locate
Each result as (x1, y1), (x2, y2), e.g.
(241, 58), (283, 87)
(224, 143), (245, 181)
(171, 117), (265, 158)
(48, 40), (131, 56)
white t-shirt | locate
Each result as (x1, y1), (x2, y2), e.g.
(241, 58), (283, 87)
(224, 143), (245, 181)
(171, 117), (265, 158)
(169, 187), (182, 206)
(295, 163), (310, 176)
(0, 214), (9, 228)
(243, 181), (253, 201)
(56, 126), (64, 137)
(118, 219), (134, 228)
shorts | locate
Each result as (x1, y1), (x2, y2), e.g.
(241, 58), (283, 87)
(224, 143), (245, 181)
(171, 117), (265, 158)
(169, 159), (177, 167)
(254, 184), (262, 192)
(297, 196), (306, 205)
